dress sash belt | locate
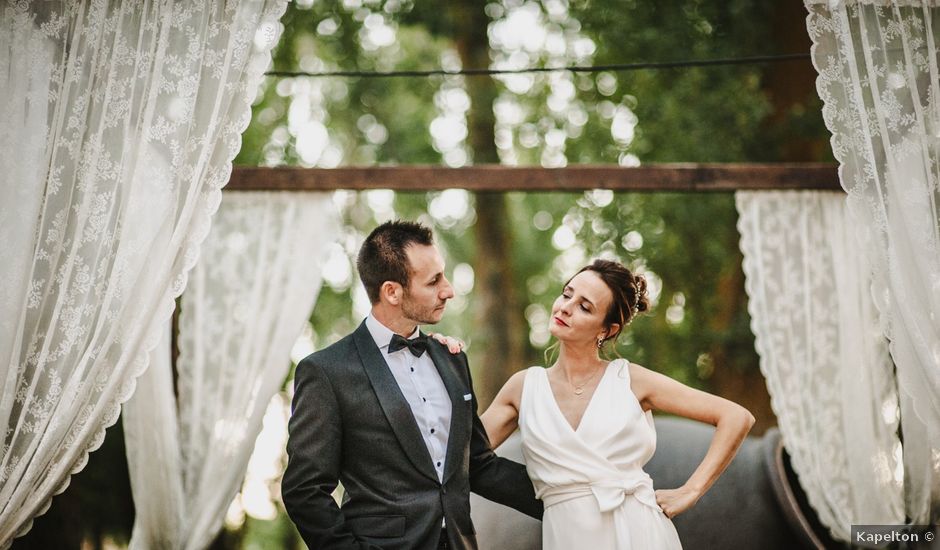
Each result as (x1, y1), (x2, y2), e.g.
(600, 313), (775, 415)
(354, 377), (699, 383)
(538, 473), (661, 513)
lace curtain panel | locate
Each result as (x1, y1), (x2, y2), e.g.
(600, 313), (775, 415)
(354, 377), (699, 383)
(0, 2), (286, 546)
(806, 0), (940, 522)
(736, 191), (904, 542)
(124, 192), (337, 550)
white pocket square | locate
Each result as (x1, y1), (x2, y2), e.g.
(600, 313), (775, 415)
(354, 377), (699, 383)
(463, 393), (472, 401)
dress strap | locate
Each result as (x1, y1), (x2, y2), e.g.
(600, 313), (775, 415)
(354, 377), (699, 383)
(611, 357), (631, 382)
(518, 366), (544, 426)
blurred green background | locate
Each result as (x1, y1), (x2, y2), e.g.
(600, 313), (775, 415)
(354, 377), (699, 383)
(13, 1), (832, 548)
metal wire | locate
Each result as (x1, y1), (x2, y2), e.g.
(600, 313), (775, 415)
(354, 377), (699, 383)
(263, 53), (811, 79)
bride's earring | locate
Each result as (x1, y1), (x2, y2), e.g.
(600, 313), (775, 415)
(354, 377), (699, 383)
(596, 337), (604, 349)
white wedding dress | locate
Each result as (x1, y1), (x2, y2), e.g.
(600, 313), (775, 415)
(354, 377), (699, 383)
(519, 359), (683, 550)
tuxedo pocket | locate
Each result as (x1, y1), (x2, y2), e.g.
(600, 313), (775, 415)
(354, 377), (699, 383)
(347, 514), (406, 538)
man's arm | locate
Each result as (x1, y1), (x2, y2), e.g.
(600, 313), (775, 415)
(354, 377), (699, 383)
(282, 357), (378, 549)
(461, 356), (543, 520)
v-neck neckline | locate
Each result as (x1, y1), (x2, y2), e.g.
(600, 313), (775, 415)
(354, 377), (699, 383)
(544, 361), (612, 434)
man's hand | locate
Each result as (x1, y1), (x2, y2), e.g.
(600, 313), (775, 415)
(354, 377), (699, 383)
(428, 333), (465, 354)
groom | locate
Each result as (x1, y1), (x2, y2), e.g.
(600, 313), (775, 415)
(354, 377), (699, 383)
(282, 220), (542, 549)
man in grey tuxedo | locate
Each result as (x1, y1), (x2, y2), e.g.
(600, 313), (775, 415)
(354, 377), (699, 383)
(282, 220), (542, 550)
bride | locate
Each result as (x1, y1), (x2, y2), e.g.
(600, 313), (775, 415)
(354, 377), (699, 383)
(479, 259), (755, 549)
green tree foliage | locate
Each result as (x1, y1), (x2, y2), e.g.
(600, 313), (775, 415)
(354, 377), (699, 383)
(235, 0), (829, 397)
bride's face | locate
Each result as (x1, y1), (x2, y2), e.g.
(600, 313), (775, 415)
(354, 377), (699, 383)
(549, 270), (613, 346)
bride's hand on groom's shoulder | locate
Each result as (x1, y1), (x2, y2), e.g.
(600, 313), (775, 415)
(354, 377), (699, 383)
(654, 485), (702, 519)
(428, 333), (465, 355)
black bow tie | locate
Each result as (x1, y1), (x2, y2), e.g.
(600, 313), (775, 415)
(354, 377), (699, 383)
(388, 334), (428, 357)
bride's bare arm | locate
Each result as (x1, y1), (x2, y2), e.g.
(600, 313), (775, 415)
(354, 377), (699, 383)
(629, 362), (755, 518)
(479, 370), (526, 449)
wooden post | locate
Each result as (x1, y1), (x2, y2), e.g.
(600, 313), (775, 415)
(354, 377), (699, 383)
(225, 163), (842, 192)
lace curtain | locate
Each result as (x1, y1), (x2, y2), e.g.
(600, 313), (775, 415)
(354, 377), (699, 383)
(736, 191), (904, 542)
(0, 2), (286, 546)
(807, 0), (940, 522)
(124, 192), (337, 550)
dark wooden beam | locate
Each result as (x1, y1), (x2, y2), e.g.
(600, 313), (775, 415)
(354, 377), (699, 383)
(226, 163), (842, 192)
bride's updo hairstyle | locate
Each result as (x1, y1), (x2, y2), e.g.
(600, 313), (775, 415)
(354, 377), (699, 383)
(572, 259), (650, 347)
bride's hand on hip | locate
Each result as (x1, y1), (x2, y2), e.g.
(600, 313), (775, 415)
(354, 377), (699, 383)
(654, 486), (701, 518)
(428, 333), (465, 354)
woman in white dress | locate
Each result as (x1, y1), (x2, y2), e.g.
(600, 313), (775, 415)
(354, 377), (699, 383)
(480, 259), (756, 550)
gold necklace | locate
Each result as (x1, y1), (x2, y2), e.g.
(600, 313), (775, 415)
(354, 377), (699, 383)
(568, 366), (604, 397)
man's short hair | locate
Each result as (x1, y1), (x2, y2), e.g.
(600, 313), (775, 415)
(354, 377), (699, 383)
(357, 220), (434, 304)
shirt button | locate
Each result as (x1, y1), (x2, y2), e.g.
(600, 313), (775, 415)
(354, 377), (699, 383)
(422, 397), (427, 402)
(410, 367), (414, 372)
(437, 461), (442, 467)
(430, 428), (435, 434)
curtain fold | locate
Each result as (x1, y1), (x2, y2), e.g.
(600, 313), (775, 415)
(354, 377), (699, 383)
(736, 191), (904, 542)
(124, 192), (337, 550)
(806, 0), (940, 522)
(0, 2), (287, 546)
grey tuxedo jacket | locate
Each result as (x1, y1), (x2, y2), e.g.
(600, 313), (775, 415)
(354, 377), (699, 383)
(282, 321), (543, 550)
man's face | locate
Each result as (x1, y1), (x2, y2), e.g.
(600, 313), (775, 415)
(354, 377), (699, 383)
(401, 244), (454, 325)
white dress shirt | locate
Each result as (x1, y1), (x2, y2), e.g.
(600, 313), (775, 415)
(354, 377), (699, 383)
(366, 314), (453, 482)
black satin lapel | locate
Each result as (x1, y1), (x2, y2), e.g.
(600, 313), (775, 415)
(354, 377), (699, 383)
(426, 340), (471, 484)
(353, 323), (438, 482)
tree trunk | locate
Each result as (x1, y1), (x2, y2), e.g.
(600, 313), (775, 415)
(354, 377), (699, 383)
(471, 194), (527, 406)
(706, 253), (777, 435)
(449, 0), (526, 407)
(763, 1), (827, 161)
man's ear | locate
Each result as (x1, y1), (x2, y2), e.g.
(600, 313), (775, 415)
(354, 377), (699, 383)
(380, 281), (404, 306)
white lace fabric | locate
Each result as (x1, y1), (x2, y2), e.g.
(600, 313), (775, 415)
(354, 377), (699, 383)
(0, 2), (287, 546)
(736, 191), (904, 542)
(806, 0), (940, 522)
(124, 192), (337, 550)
